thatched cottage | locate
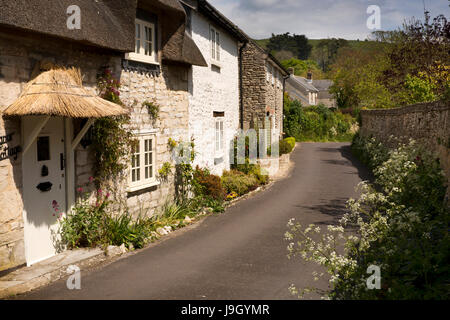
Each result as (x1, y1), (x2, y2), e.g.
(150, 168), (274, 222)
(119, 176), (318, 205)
(0, 0), (206, 271)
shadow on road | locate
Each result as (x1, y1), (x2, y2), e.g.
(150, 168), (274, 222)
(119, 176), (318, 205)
(318, 145), (373, 183)
(297, 198), (349, 226)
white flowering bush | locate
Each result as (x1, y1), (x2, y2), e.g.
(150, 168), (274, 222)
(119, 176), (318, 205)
(286, 136), (449, 300)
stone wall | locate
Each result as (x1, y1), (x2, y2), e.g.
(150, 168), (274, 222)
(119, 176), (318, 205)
(0, 117), (24, 271)
(241, 42), (267, 130)
(360, 101), (450, 195)
(188, 9), (240, 175)
(119, 63), (191, 217)
(241, 41), (284, 136)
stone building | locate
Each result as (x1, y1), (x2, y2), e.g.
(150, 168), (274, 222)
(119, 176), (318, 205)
(286, 73), (336, 108)
(240, 40), (289, 140)
(181, 0), (247, 175)
(0, 0), (206, 271)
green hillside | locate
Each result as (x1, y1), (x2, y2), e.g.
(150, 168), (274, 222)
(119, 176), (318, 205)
(254, 37), (387, 78)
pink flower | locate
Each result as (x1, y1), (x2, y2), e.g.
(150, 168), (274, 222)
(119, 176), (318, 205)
(89, 176), (94, 183)
(106, 192), (111, 199)
(77, 187), (83, 193)
(98, 189), (102, 194)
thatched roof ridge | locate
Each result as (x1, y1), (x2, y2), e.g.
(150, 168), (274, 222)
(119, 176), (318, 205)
(0, 0), (136, 52)
(2, 68), (129, 118)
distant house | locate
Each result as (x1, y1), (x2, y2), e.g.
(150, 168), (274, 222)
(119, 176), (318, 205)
(286, 72), (336, 108)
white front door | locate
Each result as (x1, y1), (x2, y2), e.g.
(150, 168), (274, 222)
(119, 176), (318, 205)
(22, 116), (66, 266)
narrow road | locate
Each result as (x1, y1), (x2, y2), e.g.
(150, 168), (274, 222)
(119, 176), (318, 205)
(21, 143), (370, 300)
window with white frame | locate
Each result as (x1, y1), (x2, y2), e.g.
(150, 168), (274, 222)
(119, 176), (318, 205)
(126, 19), (157, 64)
(129, 134), (157, 191)
(211, 27), (220, 62)
(215, 118), (224, 154)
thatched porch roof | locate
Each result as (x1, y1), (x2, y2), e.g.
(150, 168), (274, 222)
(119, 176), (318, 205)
(2, 68), (128, 118)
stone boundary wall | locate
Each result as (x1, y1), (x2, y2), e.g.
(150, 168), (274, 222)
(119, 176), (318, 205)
(360, 101), (450, 195)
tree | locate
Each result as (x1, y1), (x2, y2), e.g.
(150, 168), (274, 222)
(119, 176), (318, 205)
(382, 12), (450, 104)
(267, 32), (312, 60)
(312, 38), (349, 72)
(328, 11), (449, 109)
(281, 58), (324, 79)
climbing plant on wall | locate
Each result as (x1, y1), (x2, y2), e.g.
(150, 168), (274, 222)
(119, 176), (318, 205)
(92, 68), (132, 183)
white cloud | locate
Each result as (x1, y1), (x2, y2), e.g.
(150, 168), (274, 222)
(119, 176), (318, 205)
(209, 0), (449, 40)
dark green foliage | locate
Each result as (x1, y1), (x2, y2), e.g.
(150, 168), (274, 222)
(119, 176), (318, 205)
(313, 38), (349, 72)
(266, 32), (312, 60)
(283, 95), (355, 142)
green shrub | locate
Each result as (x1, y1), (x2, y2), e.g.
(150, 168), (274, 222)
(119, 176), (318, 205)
(248, 164), (269, 185)
(193, 166), (225, 200)
(59, 189), (153, 250)
(280, 138), (296, 155)
(287, 136), (449, 300)
(105, 214), (152, 249)
(283, 96), (356, 142)
(222, 170), (259, 196)
(285, 137), (296, 149)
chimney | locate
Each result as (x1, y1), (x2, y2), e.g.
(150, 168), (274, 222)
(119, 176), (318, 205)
(288, 67), (295, 75)
(307, 71), (313, 83)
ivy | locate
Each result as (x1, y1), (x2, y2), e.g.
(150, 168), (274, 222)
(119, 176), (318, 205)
(92, 69), (132, 183)
(142, 101), (160, 120)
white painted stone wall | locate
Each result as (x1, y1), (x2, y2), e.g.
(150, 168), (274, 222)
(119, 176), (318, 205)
(188, 10), (240, 176)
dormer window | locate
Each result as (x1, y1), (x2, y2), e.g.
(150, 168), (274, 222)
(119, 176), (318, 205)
(126, 19), (157, 64)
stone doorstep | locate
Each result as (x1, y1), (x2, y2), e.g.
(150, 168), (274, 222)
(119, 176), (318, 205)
(0, 246), (126, 299)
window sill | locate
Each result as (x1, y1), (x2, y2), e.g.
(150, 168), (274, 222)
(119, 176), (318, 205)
(211, 60), (222, 69)
(125, 53), (159, 66)
(127, 180), (160, 193)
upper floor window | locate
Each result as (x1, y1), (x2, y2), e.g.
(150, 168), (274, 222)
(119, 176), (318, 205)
(126, 19), (157, 64)
(211, 27), (220, 62)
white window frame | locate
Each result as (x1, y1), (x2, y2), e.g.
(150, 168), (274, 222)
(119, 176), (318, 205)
(215, 118), (224, 156)
(128, 132), (158, 192)
(126, 19), (158, 65)
(211, 26), (220, 63)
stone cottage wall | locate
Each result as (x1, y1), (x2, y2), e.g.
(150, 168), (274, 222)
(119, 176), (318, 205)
(264, 65), (284, 134)
(241, 41), (284, 136)
(241, 42), (267, 130)
(360, 101), (450, 196)
(0, 30), (121, 271)
(120, 63), (190, 217)
(188, 10), (240, 175)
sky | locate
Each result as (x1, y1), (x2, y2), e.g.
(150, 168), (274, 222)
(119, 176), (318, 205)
(208, 0), (450, 40)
